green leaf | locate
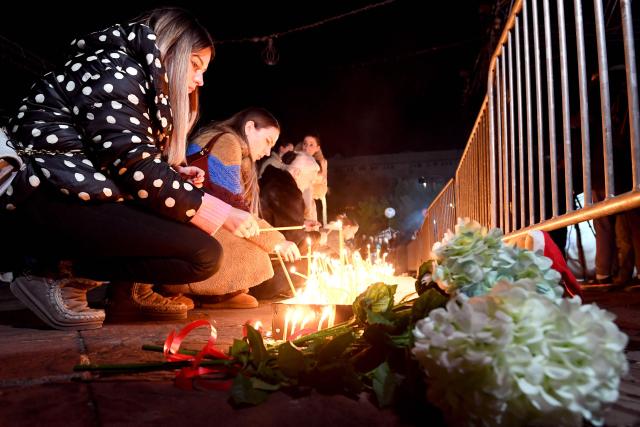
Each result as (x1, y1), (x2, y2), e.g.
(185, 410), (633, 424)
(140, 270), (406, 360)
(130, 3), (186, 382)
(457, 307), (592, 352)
(389, 330), (412, 348)
(229, 338), (250, 367)
(362, 324), (393, 347)
(246, 325), (268, 365)
(250, 377), (281, 391)
(256, 362), (285, 384)
(230, 339), (249, 357)
(317, 332), (355, 365)
(351, 346), (387, 373)
(371, 362), (397, 407)
(415, 260), (436, 295)
(230, 374), (269, 406)
(277, 342), (306, 378)
(366, 310), (394, 326)
(352, 283), (397, 323)
(411, 288), (449, 323)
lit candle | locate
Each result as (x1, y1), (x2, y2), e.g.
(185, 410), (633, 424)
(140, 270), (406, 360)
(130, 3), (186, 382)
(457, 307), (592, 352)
(367, 244), (371, 263)
(306, 237), (312, 277)
(275, 245), (297, 298)
(337, 220), (344, 265)
(283, 310), (290, 341)
(290, 266), (308, 281)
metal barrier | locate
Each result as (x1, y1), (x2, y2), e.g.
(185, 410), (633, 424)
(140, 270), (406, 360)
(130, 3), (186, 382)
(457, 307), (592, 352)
(415, 179), (456, 263)
(410, 0), (640, 269)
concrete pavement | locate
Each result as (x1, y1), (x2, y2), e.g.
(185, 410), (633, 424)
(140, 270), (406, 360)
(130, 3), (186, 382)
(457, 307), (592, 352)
(0, 284), (638, 426)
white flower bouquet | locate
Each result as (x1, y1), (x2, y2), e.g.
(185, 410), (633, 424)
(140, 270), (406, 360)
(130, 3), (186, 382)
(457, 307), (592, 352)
(412, 219), (629, 426)
(423, 218), (563, 298)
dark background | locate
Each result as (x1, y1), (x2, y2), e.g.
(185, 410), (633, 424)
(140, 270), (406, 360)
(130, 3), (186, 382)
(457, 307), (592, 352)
(0, 0), (497, 157)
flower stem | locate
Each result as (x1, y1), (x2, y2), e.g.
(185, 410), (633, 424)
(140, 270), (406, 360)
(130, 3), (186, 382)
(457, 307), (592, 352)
(292, 319), (357, 345)
(73, 359), (232, 373)
(142, 344), (200, 357)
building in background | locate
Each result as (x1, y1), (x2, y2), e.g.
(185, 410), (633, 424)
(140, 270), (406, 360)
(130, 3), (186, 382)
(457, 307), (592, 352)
(327, 149), (462, 240)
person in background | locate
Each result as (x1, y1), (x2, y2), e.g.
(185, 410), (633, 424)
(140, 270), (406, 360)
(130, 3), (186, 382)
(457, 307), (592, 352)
(320, 214), (359, 258)
(162, 107), (301, 308)
(258, 139), (294, 178)
(0, 8), (259, 329)
(251, 150), (320, 299)
(300, 134), (328, 225)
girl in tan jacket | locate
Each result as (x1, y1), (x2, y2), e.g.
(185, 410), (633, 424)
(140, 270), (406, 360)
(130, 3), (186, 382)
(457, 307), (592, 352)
(166, 108), (301, 308)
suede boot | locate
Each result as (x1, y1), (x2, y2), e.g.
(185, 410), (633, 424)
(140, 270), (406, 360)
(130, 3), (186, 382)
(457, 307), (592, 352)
(156, 287), (195, 310)
(197, 289), (259, 309)
(106, 283), (188, 321)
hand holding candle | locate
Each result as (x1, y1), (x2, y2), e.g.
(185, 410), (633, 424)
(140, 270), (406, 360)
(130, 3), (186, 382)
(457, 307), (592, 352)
(274, 245), (297, 297)
(277, 240), (301, 263)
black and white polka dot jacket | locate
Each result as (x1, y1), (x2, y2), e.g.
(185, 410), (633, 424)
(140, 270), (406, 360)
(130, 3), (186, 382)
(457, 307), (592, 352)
(4, 23), (204, 223)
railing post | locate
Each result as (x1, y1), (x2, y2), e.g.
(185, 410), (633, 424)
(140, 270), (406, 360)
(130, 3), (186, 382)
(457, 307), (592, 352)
(593, 0), (615, 198)
(621, 0), (640, 191)
(557, 0), (573, 213)
(574, 0), (592, 206)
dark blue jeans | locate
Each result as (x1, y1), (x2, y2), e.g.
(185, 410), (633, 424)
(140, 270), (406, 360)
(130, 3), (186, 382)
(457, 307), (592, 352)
(1, 187), (222, 285)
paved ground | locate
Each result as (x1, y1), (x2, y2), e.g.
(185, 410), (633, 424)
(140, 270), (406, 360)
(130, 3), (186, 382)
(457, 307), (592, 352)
(0, 283), (638, 426)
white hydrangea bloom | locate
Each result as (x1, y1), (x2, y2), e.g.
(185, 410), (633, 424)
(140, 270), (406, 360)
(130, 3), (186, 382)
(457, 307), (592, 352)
(412, 279), (628, 427)
(424, 218), (563, 299)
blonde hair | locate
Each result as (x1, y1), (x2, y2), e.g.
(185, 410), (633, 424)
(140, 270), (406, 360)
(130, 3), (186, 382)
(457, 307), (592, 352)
(192, 108), (280, 216)
(142, 8), (213, 166)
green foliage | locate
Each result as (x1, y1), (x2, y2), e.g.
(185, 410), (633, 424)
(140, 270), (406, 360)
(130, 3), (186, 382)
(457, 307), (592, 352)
(411, 289), (449, 324)
(277, 342), (305, 378)
(316, 332), (355, 365)
(415, 260), (435, 295)
(245, 325), (268, 364)
(219, 284), (444, 412)
(231, 374), (269, 406)
(371, 362), (398, 407)
(352, 282), (397, 325)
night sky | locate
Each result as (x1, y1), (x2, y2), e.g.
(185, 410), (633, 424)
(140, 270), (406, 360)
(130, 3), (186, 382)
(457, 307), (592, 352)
(0, 0), (490, 157)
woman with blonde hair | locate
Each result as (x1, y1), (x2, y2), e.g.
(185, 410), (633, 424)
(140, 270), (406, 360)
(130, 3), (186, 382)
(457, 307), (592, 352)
(2, 8), (259, 329)
(164, 107), (301, 308)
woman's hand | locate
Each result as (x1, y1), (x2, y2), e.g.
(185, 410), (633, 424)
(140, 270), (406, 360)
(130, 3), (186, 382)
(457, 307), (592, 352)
(223, 207), (260, 238)
(277, 240), (301, 262)
(304, 219), (322, 231)
(176, 165), (205, 188)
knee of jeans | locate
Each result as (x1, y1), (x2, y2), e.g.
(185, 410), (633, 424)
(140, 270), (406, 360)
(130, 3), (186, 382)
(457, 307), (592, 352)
(191, 238), (223, 282)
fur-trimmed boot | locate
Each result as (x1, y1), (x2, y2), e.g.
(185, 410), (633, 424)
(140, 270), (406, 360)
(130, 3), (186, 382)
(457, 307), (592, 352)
(10, 276), (105, 330)
(106, 283), (188, 321)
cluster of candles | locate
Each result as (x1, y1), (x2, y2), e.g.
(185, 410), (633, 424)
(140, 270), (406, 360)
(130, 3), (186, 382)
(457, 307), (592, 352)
(272, 221), (395, 340)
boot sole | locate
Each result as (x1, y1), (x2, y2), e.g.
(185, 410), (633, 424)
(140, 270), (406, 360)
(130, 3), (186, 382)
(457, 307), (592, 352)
(10, 281), (104, 331)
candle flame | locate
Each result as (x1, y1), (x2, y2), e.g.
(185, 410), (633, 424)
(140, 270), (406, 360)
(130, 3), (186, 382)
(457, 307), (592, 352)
(288, 247), (395, 305)
(276, 241), (396, 340)
(282, 304), (337, 340)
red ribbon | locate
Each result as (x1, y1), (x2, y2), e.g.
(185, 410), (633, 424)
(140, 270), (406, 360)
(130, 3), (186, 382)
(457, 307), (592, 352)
(163, 319), (235, 390)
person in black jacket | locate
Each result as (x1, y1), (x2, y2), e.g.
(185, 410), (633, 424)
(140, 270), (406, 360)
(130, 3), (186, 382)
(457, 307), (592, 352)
(1, 8), (259, 330)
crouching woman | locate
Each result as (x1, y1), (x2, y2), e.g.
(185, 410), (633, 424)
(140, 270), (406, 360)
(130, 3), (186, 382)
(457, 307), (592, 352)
(163, 108), (301, 308)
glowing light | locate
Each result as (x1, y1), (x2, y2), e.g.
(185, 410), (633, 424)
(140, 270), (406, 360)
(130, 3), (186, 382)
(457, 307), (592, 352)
(274, 235), (398, 340)
(288, 248), (395, 306)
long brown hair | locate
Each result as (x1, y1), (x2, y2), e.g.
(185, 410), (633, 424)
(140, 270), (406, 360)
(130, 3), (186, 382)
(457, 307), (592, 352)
(193, 108), (280, 215)
(141, 8), (214, 166)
